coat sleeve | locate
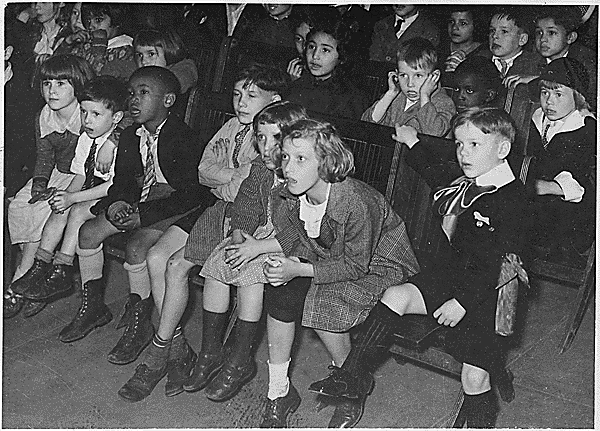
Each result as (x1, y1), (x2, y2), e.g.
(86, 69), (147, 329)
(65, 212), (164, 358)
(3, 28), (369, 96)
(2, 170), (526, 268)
(405, 93), (456, 137)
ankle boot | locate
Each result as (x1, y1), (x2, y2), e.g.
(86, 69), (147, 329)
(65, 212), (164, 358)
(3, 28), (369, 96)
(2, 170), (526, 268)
(205, 319), (259, 402)
(23, 264), (74, 301)
(59, 278), (113, 343)
(116, 293), (141, 329)
(309, 301), (399, 398)
(166, 339), (197, 397)
(11, 259), (53, 297)
(107, 296), (154, 365)
(460, 391), (499, 428)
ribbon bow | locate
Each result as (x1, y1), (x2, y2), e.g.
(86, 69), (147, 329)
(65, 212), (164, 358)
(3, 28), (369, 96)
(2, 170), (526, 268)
(432, 176), (498, 218)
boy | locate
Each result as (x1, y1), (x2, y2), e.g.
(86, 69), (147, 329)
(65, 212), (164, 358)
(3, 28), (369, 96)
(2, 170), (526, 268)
(369, 5), (439, 63)
(310, 108), (526, 428)
(362, 37), (455, 137)
(58, 67), (209, 352)
(488, 7), (544, 87)
(115, 64), (288, 403)
(11, 76), (127, 305)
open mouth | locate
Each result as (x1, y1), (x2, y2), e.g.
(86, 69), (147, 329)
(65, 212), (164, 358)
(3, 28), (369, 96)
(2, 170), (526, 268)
(491, 43), (501, 50)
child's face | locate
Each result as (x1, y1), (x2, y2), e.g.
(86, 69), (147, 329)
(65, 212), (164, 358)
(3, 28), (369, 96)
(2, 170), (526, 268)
(128, 75), (170, 128)
(535, 18), (574, 60)
(42, 78), (77, 112)
(488, 15), (527, 59)
(392, 5), (417, 19)
(281, 136), (327, 198)
(306, 32), (340, 81)
(87, 13), (117, 39)
(135, 45), (168, 69)
(396, 60), (432, 102)
(451, 73), (491, 112)
(232, 81), (280, 125)
(33, 2), (59, 24)
(540, 84), (576, 121)
(455, 122), (508, 178)
(70, 2), (85, 32)
(448, 11), (475, 45)
(264, 4), (292, 18)
(80, 100), (121, 139)
(256, 122), (280, 171)
(294, 22), (311, 55)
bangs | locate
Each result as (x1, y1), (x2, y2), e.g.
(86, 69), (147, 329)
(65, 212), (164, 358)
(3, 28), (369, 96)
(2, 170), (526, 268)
(539, 80), (566, 91)
(40, 60), (74, 81)
(134, 30), (163, 49)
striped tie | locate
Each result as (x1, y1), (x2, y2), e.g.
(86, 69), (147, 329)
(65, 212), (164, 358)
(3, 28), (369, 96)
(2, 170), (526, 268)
(498, 59), (509, 78)
(82, 138), (98, 190)
(232, 124), (251, 169)
(139, 134), (156, 203)
(541, 123), (551, 149)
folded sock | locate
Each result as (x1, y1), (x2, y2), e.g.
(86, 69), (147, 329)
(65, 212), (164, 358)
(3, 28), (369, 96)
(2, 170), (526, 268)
(267, 359), (291, 400)
(53, 251), (74, 266)
(77, 245), (103, 285)
(35, 248), (53, 264)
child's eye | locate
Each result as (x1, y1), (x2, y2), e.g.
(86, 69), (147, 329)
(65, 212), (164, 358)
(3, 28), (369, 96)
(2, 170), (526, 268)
(416, 74), (423, 78)
(323, 48), (330, 53)
(298, 156), (305, 162)
(281, 153), (289, 161)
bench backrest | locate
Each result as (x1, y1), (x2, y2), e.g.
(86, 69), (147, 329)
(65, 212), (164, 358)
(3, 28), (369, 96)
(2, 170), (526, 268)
(352, 60), (396, 107)
(504, 83), (540, 156)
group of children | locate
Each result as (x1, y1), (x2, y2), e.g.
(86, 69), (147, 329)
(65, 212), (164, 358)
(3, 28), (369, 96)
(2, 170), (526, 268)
(4, 3), (596, 430)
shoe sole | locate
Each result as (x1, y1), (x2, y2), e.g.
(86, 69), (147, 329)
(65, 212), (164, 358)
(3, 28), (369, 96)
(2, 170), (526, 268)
(165, 352), (198, 397)
(309, 377), (374, 400)
(21, 284), (73, 301)
(22, 301), (47, 318)
(107, 334), (153, 365)
(183, 361), (226, 393)
(59, 312), (113, 343)
(205, 364), (258, 403)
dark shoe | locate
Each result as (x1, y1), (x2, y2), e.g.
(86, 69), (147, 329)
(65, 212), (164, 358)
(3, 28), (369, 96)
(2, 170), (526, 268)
(260, 385), (301, 428)
(11, 259), (52, 296)
(205, 360), (257, 402)
(118, 363), (168, 402)
(183, 350), (227, 393)
(59, 279), (113, 343)
(22, 264), (73, 301)
(4, 290), (24, 319)
(107, 296), (154, 365)
(309, 366), (374, 400)
(328, 396), (367, 428)
(22, 299), (47, 318)
(116, 293), (141, 329)
(165, 345), (197, 397)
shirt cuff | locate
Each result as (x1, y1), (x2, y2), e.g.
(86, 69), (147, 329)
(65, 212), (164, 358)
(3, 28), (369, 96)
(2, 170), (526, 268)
(554, 171), (584, 202)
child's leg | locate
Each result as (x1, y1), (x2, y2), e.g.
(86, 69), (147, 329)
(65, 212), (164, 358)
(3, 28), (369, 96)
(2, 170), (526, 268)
(38, 209), (71, 255)
(59, 201), (96, 257)
(12, 242), (39, 281)
(77, 212), (120, 284)
(124, 228), (164, 299)
(460, 363), (497, 428)
(146, 225), (189, 312)
(314, 330), (351, 367)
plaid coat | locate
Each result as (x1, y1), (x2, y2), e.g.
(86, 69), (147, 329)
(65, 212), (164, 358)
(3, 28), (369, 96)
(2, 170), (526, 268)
(274, 177), (420, 332)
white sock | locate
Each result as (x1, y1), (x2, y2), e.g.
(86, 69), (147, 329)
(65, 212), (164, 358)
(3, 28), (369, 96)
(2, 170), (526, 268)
(123, 260), (150, 298)
(77, 245), (104, 285)
(267, 359), (291, 400)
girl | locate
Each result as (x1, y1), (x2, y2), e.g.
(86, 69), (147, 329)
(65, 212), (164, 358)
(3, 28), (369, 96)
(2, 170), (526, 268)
(526, 57), (596, 264)
(287, 17), (369, 119)
(116, 101), (307, 403)
(133, 28), (198, 94)
(5, 54), (96, 319)
(240, 119), (419, 428)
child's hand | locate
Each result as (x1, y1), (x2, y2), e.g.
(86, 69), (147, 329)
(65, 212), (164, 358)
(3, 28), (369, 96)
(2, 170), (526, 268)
(212, 138), (229, 164)
(95, 140), (116, 174)
(107, 200), (134, 224)
(392, 124), (419, 148)
(224, 231), (262, 270)
(420, 71), (440, 102)
(502, 74), (537, 88)
(287, 58), (304, 81)
(386, 70), (401, 96)
(31, 178), (49, 200)
(49, 190), (75, 213)
(444, 50), (466, 72)
(263, 256), (301, 287)
(535, 179), (563, 196)
(112, 211), (141, 231)
(66, 29), (91, 45)
(433, 298), (466, 327)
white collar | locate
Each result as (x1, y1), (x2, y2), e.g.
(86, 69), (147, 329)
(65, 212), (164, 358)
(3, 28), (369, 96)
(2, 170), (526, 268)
(492, 49), (523, 65)
(39, 103), (81, 138)
(107, 34), (133, 50)
(396, 12), (419, 26)
(136, 117), (169, 139)
(475, 160), (515, 188)
(532, 108), (595, 135)
(546, 50), (569, 63)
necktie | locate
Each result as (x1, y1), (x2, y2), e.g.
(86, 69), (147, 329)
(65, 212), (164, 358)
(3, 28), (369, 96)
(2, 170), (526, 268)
(541, 123), (551, 149)
(82, 138), (98, 190)
(140, 133), (157, 203)
(498, 59), (509, 78)
(394, 17), (405, 38)
(232, 124), (251, 169)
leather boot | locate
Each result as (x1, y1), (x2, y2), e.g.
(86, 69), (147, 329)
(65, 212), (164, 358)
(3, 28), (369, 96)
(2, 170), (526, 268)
(165, 340), (197, 397)
(116, 293), (141, 329)
(11, 259), (53, 297)
(22, 264), (74, 301)
(107, 296), (154, 365)
(59, 278), (113, 343)
(4, 289), (25, 319)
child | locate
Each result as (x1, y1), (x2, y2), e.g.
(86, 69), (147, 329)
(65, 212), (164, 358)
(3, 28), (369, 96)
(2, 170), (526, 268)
(287, 18), (369, 119)
(11, 76), (128, 305)
(133, 28), (198, 94)
(5, 54), (95, 320)
(57, 67), (204, 348)
(526, 58), (596, 264)
(117, 101), (304, 403)
(487, 7), (544, 87)
(109, 64), (287, 382)
(369, 5), (439, 63)
(450, 56), (503, 113)
(310, 107), (527, 428)
(255, 119), (420, 427)
(361, 37), (456, 137)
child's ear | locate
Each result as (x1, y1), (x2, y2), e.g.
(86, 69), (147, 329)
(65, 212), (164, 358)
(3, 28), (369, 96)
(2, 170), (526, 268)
(112, 110), (124, 125)
(518, 32), (528, 47)
(485, 89), (498, 104)
(271, 93), (282, 103)
(567, 31), (578, 45)
(498, 139), (511, 159)
(431, 69), (441, 80)
(163, 93), (176, 108)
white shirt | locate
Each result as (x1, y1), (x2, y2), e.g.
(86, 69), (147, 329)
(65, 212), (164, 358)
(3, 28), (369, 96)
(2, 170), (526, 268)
(545, 50), (569, 64)
(39, 103), (81, 139)
(299, 183), (331, 238)
(70, 130), (115, 181)
(492, 50), (523, 75)
(395, 12), (419, 39)
(137, 118), (168, 185)
(475, 160), (515, 188)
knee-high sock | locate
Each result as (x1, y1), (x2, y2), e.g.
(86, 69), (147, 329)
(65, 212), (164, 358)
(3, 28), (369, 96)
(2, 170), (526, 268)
(123, 260), (150, 299)
(77, 245), (103, 285)
(201, 310), (228, 354)
(463, 390), (498, 428)
(228, 318), (259, 367)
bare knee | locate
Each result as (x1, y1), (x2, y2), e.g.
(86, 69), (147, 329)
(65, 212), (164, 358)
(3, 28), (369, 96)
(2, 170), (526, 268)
(165, 253), (193, 283)
(79, 219), (104, 249)
(381, 284), (415, 315)
(68, 203), (92, 225)
(146, 244), (169, 273)
(126, 233), (155, 264)
(461, 365), (491, 394)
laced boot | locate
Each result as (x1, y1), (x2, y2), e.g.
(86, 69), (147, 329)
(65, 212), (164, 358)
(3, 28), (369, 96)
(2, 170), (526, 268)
(11, 259), (53, 297)
(59, 278), (113, 343)
(4, 289), (25, 319)
(23, 264), (74, 301)
(107, 296), (154, 365)
(116, 293), (141, 330)
(165, 338), (197, 397)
